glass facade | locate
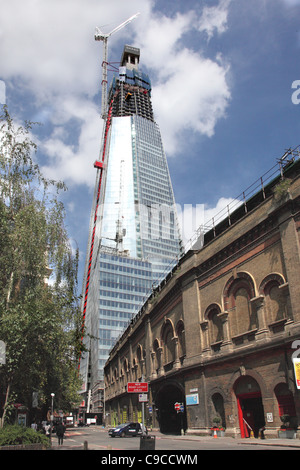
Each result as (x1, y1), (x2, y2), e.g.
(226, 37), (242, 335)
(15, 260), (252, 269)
(80, 46), (182, 399)
(97, 253), (152, 376)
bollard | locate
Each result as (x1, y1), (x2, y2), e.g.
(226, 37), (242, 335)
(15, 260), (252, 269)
(83, 440), (88, 450)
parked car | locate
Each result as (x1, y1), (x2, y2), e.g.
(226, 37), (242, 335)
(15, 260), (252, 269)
(108, 422), (147, 437)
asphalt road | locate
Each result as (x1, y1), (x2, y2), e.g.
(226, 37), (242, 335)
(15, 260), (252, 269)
(51, 426), (300, 452)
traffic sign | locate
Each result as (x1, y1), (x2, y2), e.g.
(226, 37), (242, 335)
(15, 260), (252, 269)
(127, 382), (148, 393)
(139, 394), (148, 402)
(174, 402), (184, 413)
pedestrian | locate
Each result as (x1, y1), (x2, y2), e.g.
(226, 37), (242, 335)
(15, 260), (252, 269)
(56, 420), (65, 445)
(44, 422), (51, 437)
(31, 421), (37, 431)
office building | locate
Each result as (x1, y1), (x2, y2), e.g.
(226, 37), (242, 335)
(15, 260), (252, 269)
(79, 45), (182, 415)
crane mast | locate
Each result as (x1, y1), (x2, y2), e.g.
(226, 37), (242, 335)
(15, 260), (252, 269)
(95, 12), (140, 119)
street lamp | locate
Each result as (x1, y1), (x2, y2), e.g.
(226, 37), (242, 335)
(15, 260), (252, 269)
(50, 393), (55, 444)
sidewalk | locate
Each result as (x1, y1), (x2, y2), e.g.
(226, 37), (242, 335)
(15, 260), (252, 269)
(149, 429), (300, 448)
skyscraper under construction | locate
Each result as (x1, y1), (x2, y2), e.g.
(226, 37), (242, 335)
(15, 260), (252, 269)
(79, 45), (183, 414)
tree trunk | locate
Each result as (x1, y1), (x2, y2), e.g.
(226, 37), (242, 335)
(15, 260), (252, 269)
(0, 381), (11, 428)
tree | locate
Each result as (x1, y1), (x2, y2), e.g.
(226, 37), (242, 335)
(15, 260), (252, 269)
(0, 106), (83, 427)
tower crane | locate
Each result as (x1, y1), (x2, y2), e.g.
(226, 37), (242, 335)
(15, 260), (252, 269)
(95, 12), (140, 119)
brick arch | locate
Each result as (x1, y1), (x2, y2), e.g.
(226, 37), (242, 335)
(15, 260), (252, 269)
(204, 303), (222, 320)
(223, 272), (256, 310)
(175, 319), (185, 334)
(259, 272), (288, 324)
(123, 357), (129, 371)
(205, 303), (224, 344)
(227, 367), (268, 399)
(136, 343), (143, 361)
(259, 272), (286, 295)
(160, 317), (175, 341)
(153, 337), (161, 350)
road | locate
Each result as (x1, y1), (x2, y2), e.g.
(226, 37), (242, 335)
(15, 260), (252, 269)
(51, 426), (300, 452)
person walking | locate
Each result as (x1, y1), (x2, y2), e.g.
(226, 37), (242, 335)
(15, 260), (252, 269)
(56, 420), (65, 446)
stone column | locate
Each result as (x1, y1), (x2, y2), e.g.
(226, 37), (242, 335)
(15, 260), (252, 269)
(151, 351), (157, 379)
(129, 341), (133, 382)
(250, 295), (269, 340)
(140, 359), (145, 379)
(157, 347), (164, 376)
(172, 336), (180, 369)
(218, 311), (233, 351)
(145, 315), (152, 380)
(200, 320), (210, 356)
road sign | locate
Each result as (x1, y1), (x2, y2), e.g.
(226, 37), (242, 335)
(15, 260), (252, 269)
(174, 402), (184, 413)
(127, 382), (148, 393)
(139, 394), (148, 402)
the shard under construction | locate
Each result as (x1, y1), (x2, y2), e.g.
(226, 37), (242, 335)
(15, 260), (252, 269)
(79, 44), (183, 415)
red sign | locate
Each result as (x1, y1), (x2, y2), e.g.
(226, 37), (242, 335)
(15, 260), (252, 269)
(127, 382), (148, 393)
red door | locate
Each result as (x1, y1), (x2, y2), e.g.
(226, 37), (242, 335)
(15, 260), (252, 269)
(236, 392), (263, 438)
(241, 410), (255, 437)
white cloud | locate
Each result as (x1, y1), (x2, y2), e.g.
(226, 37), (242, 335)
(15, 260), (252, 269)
(281, 0), (300, 5)
(39, 97), (103, 188)
(151, 50), (230, 154)
(1, 0), (231, 185)
(135, 7), (231, 155)
(0, 0), (143, 99)
(198, 0), (231, 40)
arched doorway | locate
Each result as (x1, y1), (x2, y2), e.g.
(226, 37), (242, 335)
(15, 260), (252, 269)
(275, 383), (297, 428)
(155, 382), (187, 435)
(211, 392), (226, 429)
(234, 376), (265, 438)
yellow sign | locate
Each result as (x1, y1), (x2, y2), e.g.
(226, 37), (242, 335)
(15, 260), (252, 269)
(293, 358), (300, 389)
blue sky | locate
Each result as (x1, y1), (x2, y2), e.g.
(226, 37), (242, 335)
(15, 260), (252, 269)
(1, 0), (300, 290)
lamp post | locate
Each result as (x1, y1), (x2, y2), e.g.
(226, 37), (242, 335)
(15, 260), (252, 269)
(50, 393), (55, 445)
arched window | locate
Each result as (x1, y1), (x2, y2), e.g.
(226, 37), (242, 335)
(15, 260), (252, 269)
(136, 344), (146, 379)
(161, 321), (175, 365)
(176, 321), (186, 359)
(153, 339), (161, 373)
(261, 276), (287, 324)
(137, 345), (143, 379)
(211, 392), (226, 429)
(123, 358), (129, 385)
(224, 273), (256, 337)
(205, 304), (223, 345)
